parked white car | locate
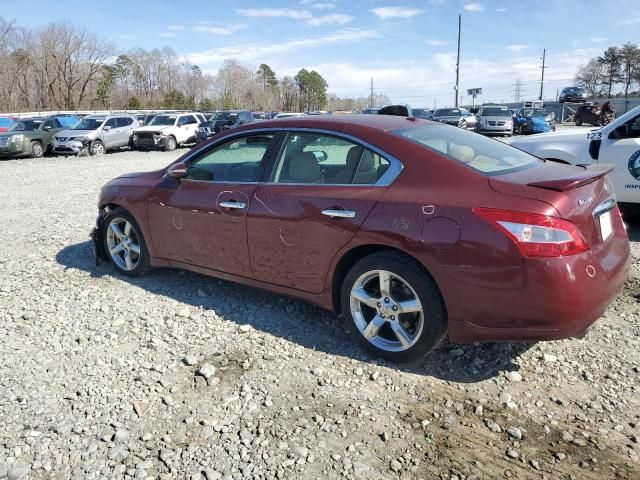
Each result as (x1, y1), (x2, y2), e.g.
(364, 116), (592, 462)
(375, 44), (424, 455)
(512, 105), (640, 205)
(132, 113), (206, 151)
(52, 114), (138, 156)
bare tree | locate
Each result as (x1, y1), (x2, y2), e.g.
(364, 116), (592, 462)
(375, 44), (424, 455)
(575, 59), (606, 98)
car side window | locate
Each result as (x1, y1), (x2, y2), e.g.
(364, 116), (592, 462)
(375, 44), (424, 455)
(271, 132), (389, 185)
(42, 119), (56, 130)
(104, 118), (118, 128)
(182, 115), (197, 125)
(185, 134), (275, 182)
(116, 117), (134, 128)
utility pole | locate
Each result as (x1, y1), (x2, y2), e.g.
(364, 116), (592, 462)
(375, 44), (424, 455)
(454, 14), (461, 107)
(369, 77), (374, 109)
(539, 48), (546, 101)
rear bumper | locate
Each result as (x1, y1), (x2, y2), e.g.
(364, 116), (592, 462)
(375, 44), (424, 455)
(445, 235), (631, 343)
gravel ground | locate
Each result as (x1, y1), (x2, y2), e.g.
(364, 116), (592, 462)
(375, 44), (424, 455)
(0, 148), (638, 480)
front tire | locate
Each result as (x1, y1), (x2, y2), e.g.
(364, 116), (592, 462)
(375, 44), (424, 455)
(575, 118), (583, 126)
(90, 140), (105, 156)
(30, 141), (44, 158)
(340, 251), (447, 362)
(164, 136), (177, 152)
(102, 209), (150, 277)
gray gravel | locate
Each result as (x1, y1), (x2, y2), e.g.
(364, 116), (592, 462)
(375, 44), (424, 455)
(0, 148), (638, 479)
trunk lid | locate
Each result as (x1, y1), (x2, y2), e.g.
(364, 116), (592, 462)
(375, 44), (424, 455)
(489, 161), (615, 246)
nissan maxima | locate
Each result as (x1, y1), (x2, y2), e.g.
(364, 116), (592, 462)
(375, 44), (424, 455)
(92, 115), (630, 362)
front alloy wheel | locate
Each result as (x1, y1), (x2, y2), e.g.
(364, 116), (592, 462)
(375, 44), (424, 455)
(102, 210), (150, 277)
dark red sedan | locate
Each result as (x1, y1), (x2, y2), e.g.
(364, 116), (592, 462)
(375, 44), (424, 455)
(92, 115), (631, 362)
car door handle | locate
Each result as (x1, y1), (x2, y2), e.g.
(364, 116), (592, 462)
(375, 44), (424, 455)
(219, 201), (246, 209)
(321, 209), (356, 218)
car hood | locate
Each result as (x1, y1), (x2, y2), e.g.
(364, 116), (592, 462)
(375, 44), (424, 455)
(512, 127), (594, 145)
(57, 129), (96, 138)
(135, 125), (174, 133)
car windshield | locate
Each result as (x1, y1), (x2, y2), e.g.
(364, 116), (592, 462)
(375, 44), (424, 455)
(480, 107), (511, 117)
(395, 125), (539, 175)
(8, 119), (42, 131)
(523, 108), (548, 117)
(201, 121), (214, 127)
(149, 115), (177, 126)
(0, 118), (14, 128)
(57, 116), (78, 128)
(435, 109), (460, 116)
(210, 112), (238, 121)
(71, 118), (104, 130)
(412, 109), (432, 118)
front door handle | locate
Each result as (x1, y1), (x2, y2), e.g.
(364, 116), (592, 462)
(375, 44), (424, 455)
(219, 201), (246, 209)
(321, 209), (356, 219)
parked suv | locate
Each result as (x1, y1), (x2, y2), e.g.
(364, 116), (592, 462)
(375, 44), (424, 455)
(206, 110), (254, 136)
(52, 114), (138, 155)
(0, 115), (78, 158)
(559, 86), (588, 103)
(475, 105), (513, 136)
(133, 113), (206, 151)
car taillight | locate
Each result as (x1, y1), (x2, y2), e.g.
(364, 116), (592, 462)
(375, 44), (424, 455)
(473, 208), (589, 257)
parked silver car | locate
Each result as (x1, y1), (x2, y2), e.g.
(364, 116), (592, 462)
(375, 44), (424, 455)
(52, 114), (138, 155)
(475, 105), (513, 136)
(432, 108), (477, 130)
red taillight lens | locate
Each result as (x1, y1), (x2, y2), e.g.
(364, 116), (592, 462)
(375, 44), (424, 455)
(473, 207), (589, 257)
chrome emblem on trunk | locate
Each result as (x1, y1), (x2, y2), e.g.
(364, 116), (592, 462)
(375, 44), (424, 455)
(578, 196), (593, 206)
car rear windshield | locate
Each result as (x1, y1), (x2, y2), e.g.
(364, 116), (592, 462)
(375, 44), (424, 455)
(149, 115), (177, 126)
(71, 118), (104, 130)
(394, 125), (540, 175)
(435, 109), (460, 116)
(480, 107), (510, 117)
(210, 112), (238, 121)
(0, 118), (14, 128)
(9, 119), (42, 131)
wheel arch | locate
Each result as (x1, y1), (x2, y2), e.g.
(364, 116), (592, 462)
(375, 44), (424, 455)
(330, 243), (446, 318)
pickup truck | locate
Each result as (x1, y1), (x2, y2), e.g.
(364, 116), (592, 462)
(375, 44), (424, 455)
(512, 105), (640, 206)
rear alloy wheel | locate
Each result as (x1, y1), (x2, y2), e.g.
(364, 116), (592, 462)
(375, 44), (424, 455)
(102, 210), (150, 277)
(341, 252), (447, 362)
(90, 140), (105, 156)
(575, 118), (582, 126)
(30, 141), (44, 158)
(164, 136), (177, 152)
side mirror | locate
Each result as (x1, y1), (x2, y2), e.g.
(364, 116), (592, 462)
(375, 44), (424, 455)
(167, 162), (188, 179)
(612, 124), (628, 140)
(103, 125), (112, 131)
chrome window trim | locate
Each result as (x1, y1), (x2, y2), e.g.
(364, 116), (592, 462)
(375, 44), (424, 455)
(174, 127), (404, 187)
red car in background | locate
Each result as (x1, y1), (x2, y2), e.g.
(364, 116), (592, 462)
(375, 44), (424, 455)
(0, 116), (17, 132)
(92, 115), (630, 362)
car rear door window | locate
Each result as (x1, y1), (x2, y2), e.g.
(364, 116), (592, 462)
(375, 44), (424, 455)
(271, 132), (389, 185)
(185, 134), (275, 182)
(116, 117), (134, 128)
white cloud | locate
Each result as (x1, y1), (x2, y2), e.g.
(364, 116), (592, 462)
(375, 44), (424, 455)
(371, 7), (424, 19)
(236, 8), (311, 20)
(186, 28), (379, 66)
(428, 39), (448, 46)
(168, 25), (185, 31)
(463, 3), (484, 12)
(313, 2), (336, 9)
(308, 14), (353, 26)
(590, 36), (606, 43)
(506, 44), (528, 53)
(194, 25), (236, 35)
(158, 32), (176, 38)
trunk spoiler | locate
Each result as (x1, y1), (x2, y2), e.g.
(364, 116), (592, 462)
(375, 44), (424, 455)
(527, 164), (613, 192)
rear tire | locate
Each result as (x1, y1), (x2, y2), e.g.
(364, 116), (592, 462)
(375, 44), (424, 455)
(340, 251), (447, 362)
(30, 141), (44, 158)
(101, 208), (151, 277)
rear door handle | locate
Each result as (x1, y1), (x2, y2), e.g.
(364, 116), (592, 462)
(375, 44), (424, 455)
(219, 201), (246, 209)
(321, 209), (356, 218)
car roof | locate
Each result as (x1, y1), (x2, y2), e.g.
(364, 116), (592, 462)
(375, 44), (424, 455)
(234, 114), (432, 133)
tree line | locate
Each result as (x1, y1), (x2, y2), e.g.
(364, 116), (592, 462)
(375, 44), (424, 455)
(0, 17), (388, 113)
(575, 43), (640, 99)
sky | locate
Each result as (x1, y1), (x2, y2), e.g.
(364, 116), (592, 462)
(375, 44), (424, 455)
(3, 0), (640, 108)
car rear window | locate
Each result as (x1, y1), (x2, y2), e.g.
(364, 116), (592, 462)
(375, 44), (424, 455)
(395, 125), (540, 175)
